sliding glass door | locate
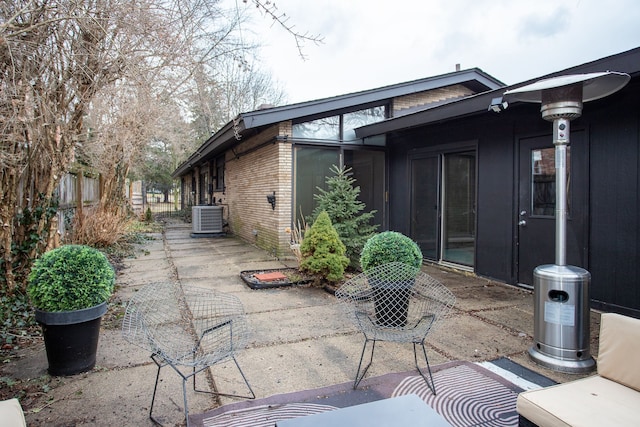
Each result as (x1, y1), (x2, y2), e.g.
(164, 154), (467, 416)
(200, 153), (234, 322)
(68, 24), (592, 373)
(411, 149), (476, 267)
(443, 152), (476, 265)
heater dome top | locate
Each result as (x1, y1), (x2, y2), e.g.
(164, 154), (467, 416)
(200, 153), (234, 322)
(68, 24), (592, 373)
(504, 71), (630, 103)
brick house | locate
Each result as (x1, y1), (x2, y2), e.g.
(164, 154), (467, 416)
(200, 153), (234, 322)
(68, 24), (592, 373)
(174, 47), (640, 316)
(172, 69), (503, 258)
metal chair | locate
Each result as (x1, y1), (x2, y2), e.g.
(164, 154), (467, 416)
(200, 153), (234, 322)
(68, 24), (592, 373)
(122, 282), (254, 426)
(335, 262), (456, 394)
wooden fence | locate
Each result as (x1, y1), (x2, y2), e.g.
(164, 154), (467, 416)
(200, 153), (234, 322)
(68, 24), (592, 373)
(56, 170), (101, 237)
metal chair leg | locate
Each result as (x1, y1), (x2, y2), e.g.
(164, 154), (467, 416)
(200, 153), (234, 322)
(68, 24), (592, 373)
(413, 342), (436, 395)
(354, 338), (377, 389)
(149, 354), (165, 426)
(192, 355), (255, 400)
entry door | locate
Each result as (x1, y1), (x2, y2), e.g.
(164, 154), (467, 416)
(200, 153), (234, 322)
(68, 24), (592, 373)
(517, 132), (588, 286)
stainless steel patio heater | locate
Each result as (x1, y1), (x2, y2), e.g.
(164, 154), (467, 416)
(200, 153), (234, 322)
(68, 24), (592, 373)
(504, 72), (630, 373)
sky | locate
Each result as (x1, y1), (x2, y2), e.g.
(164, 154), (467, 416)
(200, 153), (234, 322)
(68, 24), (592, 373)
(227, 0), (640, 105)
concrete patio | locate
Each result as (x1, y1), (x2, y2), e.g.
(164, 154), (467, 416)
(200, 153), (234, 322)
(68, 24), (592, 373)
(13, 219), (600, 426)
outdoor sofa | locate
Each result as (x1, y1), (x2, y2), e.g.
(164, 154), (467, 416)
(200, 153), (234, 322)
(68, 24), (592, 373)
(517, 312), (640, 426)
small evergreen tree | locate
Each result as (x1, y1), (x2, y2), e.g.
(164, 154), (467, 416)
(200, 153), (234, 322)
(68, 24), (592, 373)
(310, 165), (379, 269)
(300, 211), (349, 283)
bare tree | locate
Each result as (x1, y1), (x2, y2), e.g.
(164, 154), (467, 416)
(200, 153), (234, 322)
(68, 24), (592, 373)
(1, 0), (130, 292)
(1, 0), (321, 293)
(190, 59), (287, 142)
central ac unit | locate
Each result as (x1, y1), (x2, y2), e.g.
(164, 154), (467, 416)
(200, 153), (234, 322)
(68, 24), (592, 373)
(192, 205), (224, 234)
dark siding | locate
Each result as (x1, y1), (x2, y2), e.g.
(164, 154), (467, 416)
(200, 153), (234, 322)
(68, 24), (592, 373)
(387, 114), (518, 284)
(474, 121), (515, 282)
(587, 80), (640, 315)
(387, 78), (640, 315)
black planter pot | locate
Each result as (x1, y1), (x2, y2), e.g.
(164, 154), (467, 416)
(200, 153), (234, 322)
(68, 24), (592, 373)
(372, 280), (413, 327)
(35, 302), (107, 376)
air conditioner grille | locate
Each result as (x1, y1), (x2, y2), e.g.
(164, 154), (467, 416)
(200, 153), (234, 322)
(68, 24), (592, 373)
(192, 206), (223, 234)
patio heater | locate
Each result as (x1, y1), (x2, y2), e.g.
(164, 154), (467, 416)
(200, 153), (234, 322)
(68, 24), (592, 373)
(504, 72), (630, 373)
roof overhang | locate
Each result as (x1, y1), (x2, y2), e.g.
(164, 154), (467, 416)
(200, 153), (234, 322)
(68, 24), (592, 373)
(172, 68), (503, 178)
(355, 47), (640, 139)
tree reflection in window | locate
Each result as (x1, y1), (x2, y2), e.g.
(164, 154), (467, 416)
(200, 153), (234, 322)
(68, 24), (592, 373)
(292, 116), (339, 140)
(532, 147), (570, 216)
(343, 106), (386, 140)
(292, 105), (386, 141)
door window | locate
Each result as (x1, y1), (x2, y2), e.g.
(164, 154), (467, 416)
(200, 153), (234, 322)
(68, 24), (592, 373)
(531, 147), (570, 217)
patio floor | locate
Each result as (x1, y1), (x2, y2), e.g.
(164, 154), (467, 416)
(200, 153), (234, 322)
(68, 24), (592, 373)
(12, 219), (600, 426)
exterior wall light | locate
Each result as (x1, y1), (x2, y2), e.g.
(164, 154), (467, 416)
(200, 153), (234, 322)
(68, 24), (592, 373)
(267, 192), (276, 210)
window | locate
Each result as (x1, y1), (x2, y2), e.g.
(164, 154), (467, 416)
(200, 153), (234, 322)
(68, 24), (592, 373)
(214, 154), (225, 191)
(532, 147), (570, 216)
(292, 116), (340, 140)
(292, 105), (387, 143)
(342, 106), (386, 141)
(294, 147), (339, 220)
(199, 168), (208, 204)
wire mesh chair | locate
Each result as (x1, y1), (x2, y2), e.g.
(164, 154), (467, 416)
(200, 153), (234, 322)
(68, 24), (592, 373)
(335, 262), (456, 394)
(122, 282), (255, 426)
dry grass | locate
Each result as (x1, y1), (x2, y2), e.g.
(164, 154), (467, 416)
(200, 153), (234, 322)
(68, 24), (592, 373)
(67, 207), (132, 248)
(287, 215), (308, 264)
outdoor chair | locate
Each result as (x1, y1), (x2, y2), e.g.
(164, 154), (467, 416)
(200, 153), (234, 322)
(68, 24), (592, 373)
(335, 262), (456, 394)
(122, 282), (254, 426)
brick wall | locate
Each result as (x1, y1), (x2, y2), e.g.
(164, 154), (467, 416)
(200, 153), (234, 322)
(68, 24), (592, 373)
(218, 122), (294, 258)
(392, 84), (473, 113)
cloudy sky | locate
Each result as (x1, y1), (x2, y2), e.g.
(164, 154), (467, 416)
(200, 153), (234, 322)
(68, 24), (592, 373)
(228, 0), (640, 104)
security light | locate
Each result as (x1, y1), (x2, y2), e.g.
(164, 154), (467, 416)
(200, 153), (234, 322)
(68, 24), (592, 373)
(488, 96), (508, 113)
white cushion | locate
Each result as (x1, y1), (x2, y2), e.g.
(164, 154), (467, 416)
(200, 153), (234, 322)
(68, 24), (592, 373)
(517, 375), (640, 427)
(0, 398), (26, 427)
(597, 313), (640, 391)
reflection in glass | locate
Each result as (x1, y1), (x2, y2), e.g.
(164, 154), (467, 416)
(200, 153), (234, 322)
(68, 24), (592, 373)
(443, 152), (475, 266)
(532, 147), (571, 216)
(292, 116), (339, 140)
(294, 147), (340, 221)
(345, 149), (385, 229)
(411, 157), (439, 259)
(342, 106), (386, 140)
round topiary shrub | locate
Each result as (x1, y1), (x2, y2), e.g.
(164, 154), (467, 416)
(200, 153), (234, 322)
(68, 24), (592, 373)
(27, 245), (116, 312)
(360, 231), (423, 272)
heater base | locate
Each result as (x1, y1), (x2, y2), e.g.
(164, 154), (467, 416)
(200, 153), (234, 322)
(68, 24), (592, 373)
(528, 346), (595, 374)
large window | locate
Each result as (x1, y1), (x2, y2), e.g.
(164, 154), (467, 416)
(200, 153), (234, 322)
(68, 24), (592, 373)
(344, 149), (385, 227)
(294, 147), (340, 220)
(294, 146), (385, 229)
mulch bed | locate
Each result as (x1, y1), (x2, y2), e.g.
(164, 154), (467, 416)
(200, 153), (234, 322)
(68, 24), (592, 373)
(240, 268), (315, 289)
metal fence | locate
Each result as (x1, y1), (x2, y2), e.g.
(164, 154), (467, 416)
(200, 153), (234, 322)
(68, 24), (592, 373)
(140, 188), (186, 218)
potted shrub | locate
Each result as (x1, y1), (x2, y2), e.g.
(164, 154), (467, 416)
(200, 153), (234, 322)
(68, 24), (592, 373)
(27, 244), (115, 376)
(359, 231), (423, 326)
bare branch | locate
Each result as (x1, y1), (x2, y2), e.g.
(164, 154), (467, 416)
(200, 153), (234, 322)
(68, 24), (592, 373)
(244, 0), (324, 60)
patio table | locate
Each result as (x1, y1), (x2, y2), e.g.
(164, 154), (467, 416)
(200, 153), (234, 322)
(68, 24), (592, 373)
(275, 394), (452, 427)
